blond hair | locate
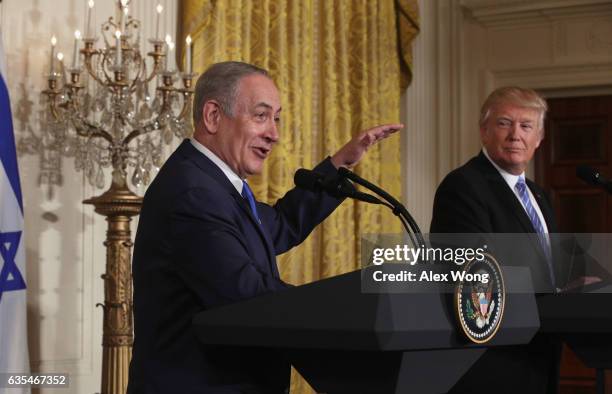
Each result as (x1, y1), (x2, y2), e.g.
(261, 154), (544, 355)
(479, 87), (548, 130)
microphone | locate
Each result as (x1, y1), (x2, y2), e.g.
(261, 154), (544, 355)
(337, 167), (425, 248)
(296, 167), (425, 250)
(576, 165), (612, 193)
(294, 168), (383, 204)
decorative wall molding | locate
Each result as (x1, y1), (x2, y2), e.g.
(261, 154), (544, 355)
(402, 0), (467, 231)
(461, 0), (612, 26)
(487, 63), (612, 92)
(586, 20), (612, 55)
(402, 0), (440, 231)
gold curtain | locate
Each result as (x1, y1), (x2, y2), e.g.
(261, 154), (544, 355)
(180, 1), (418, 393)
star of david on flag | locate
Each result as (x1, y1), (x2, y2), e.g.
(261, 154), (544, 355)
(0, 231), (26, 298)
(0, 30), (30, 393)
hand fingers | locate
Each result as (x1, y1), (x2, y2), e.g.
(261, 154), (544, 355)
(373, 123), (404, 133)
(369, 123), (403, 139)
(362, 124), (403, 144)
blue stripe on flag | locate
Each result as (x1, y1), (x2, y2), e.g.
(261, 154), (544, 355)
(0, 73), (23, 214)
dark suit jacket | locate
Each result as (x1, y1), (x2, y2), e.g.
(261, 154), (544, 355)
(430, 152), (560, 394)
(430, 151), (560, 290)
(127, 140), (343, 394)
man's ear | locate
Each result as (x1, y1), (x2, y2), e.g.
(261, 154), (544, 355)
(479, 125), (488, 143)
(535, 129), (544, 149)
(202, 100), (222, 134)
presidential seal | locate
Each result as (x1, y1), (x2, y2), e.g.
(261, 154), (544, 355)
(454, 253), (505, 344)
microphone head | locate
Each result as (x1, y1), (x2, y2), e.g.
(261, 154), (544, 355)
(576, 165), (600, 185)
(294, 168), (323, 191)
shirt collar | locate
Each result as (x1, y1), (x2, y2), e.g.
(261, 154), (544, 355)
(190, 138), (244, 194)
(482, 147), (524, 190)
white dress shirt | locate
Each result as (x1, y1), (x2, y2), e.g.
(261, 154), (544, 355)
(482, 148), (549, 236)
(190, 138), (244, 195)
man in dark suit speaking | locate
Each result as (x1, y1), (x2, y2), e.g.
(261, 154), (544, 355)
(127, 61), (402, 393)
(430, 87), (559, 393)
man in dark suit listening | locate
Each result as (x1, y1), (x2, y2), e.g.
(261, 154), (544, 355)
(127, 61), (402, 394)
(430, 87), (560, 394)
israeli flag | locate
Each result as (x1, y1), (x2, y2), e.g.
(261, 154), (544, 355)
(0, 32), (31, 393)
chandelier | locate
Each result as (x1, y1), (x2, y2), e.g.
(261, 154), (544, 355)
(19, 0), (195, 194)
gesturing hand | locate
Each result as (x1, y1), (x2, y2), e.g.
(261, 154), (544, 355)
(330, 123), (403, 169)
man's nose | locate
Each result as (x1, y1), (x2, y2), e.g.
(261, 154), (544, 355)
(265, 120), (279, 144)
(508, 122), (521, 140)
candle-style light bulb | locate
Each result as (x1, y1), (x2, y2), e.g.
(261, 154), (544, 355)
(57, 52), (66, 83)
(185, 35), (192, 74)
(155, 4), (163, 40)
(86, 0), (95, 38)
(120, 5), (128, 35)
(49, 35), (57, 75)
(168, 42), (175, 72)
(165, 34), (173, 71)
(72, 30), (81, 68)
(115, 30), (122, 67)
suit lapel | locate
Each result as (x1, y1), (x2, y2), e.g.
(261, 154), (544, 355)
(477, 153), (536, 233)
(231, 193), (279, 278)
(489, 177), (535, 233)
(177, 140), (279, 277)
(178, 140), (238, 196)
(527, 180), (557, 232)
(476, 153), (550, 264)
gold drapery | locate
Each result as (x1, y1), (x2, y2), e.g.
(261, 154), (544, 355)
(180, 1), (418, 393)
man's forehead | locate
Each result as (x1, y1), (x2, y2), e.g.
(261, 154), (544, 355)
(254, 102), (282, 113)
(492, 104), (539, 121)
(237, 74), (281, 109)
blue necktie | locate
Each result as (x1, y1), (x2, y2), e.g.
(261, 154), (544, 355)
(515, 177), (555, 286)
(241, 181), (261, 224)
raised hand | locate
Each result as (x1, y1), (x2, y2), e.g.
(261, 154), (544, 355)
(330, 123), (403, 169)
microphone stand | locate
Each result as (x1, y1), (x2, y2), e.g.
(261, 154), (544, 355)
(337, 167), (426, 248)
(330, 177), (419, 249)
(376, 199), (419, 250)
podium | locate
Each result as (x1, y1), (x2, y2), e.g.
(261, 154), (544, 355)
(538, 284), (612, 393)
(193, 266), (539, 394)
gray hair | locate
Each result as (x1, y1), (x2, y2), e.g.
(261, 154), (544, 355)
(192, 61), (270, 128)
(479, 86), (548, 131)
